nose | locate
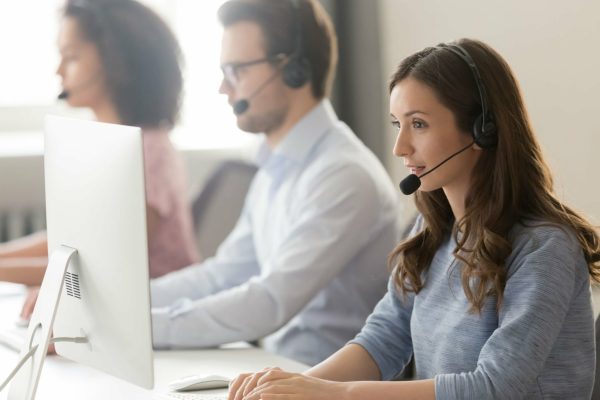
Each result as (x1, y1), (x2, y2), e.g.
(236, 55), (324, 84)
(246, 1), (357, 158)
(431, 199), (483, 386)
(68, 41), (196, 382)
(55, 59), (65, 78)
(393, 124), (412, 158)
(219, 77), (233, 96)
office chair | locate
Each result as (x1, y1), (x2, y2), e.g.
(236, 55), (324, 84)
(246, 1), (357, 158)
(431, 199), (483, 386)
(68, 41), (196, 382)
(192, 160), (258, 258)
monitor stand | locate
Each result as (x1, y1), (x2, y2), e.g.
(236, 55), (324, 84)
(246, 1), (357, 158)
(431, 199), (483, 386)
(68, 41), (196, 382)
(8, 245), (78, 400)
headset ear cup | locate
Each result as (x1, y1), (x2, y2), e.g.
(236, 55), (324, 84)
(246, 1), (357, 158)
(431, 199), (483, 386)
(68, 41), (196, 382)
(472, 113), (498, 149)
(282, 57), (311, 88)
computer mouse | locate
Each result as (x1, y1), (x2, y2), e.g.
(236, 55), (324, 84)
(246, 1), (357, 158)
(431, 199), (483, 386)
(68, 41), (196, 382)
(168, 374), (231, 392)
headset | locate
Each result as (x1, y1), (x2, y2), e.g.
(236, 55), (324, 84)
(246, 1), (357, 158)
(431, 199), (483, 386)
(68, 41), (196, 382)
(437, 44), (498, 149)
(282, 0), (311, 88)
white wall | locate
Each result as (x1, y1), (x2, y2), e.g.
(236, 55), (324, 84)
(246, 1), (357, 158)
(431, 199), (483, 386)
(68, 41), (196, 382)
(378, 0), (600, 223)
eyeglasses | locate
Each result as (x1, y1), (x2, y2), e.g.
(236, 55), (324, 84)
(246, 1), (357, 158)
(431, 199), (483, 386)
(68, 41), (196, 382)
(220, 54), (285, 86)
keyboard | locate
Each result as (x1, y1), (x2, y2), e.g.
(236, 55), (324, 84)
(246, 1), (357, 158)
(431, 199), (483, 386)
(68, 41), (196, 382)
(154, 392), (227, 400)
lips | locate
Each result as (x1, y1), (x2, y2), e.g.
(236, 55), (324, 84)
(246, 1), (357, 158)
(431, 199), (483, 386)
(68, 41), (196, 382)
(406, 165), (425, 176)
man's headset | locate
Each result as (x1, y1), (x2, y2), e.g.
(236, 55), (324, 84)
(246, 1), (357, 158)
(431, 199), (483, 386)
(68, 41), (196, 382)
(281, 0), (311, 88)
(232, 0), (312, 115)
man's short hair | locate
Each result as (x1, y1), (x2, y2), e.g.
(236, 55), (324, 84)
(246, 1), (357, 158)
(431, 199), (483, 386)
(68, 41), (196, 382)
(218, 0), (338, 99)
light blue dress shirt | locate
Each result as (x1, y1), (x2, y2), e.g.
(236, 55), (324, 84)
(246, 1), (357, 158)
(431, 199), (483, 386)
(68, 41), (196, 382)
(151, 100), (400, 365)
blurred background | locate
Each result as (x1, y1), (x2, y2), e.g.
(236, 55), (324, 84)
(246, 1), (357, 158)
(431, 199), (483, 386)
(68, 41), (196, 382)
(0, 0), (599, 242)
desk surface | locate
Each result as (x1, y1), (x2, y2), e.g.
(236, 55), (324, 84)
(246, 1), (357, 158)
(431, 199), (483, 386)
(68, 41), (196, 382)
(0, 283), (307, 399)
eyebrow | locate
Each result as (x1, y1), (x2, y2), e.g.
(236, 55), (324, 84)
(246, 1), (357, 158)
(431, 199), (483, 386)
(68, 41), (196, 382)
(404, 110), (428, 117)
(389, 110), (428, 119)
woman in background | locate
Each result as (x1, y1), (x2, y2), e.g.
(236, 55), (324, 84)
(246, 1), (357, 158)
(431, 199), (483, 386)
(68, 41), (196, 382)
(226, 38), (599, 399)
(0, 0), (200, 294)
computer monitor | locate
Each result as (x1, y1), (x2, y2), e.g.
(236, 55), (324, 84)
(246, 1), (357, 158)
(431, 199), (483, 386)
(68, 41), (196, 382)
(9, 116), (154, 399)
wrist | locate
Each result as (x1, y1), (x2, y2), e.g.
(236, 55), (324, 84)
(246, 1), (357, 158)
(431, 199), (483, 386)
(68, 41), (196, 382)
(338, 381), (358, 400)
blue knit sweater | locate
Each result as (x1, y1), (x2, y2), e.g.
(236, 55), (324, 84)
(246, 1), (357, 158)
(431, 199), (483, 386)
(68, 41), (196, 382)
(352, 218), (594, 399)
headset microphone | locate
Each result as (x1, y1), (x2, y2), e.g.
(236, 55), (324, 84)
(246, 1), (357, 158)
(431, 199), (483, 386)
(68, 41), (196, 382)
(56, 72), (103, 102)
(233, 99), (249, 115)
(399, 141), (474, 195)
(232, 69), (282, 116)
(399, 174), (421, 196)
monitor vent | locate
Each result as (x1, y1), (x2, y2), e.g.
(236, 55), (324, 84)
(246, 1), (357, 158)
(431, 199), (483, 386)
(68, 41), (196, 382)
(65, 272), (81, 299)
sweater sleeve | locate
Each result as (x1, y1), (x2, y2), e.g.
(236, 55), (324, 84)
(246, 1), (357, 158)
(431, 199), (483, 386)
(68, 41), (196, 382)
(349, 216), (424, 380)
(349, 277), (415, 380)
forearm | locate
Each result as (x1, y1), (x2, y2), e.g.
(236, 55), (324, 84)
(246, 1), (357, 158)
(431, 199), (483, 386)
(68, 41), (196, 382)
(152, 278), (293, 348)
(343, 379), (435, 400)
(0, 258), (47, 285)
(307, 344), (381, 382)
(151, 263), (214, 307)
(0, 232), (48, 258)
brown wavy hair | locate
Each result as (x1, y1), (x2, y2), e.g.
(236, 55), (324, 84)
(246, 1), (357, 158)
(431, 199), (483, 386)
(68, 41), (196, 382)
(388, 38), (600, 312)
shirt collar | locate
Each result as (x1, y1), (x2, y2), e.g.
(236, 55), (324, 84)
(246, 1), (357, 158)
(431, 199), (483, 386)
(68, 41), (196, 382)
(255, 99), (338, 167)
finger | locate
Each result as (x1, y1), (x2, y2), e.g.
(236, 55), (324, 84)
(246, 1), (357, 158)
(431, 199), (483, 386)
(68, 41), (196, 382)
(242, 367), (278, 397)
(230, 369), (272, 400)
(242, 372), (265, 397)
(245, 382), (295, 400)
(257, 394), (294, 400)
(228, 373), (251, 400)
(256, 368), (289, 386)
(234, 374), (255, 400)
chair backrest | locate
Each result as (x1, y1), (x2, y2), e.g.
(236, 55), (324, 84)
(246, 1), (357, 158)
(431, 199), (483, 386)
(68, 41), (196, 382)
(192, 160), (258, 258)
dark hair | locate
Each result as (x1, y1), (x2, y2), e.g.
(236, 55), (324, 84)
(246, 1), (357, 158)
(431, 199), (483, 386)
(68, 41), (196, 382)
(217, 0), (337, 99)
(63, 0), (183, 128)
(387, 38), (600, 312)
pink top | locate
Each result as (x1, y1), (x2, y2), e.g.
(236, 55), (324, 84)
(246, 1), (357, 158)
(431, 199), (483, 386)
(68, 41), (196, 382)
(142, 128), (200, 278)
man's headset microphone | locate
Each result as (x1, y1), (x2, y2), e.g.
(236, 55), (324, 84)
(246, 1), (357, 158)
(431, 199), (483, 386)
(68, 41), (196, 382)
(398, 44), (498, 196)
(230, 0), (311, 116)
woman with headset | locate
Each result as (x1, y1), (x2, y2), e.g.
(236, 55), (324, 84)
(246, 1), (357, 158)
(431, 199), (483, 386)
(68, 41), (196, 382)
(0, 0), (200, 299)
(226, 38), (599, 399)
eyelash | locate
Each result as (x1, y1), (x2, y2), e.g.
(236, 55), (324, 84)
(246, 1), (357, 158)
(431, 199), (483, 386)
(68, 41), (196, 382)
(413, 120), (426, 129)
(390, 119), (428, 130)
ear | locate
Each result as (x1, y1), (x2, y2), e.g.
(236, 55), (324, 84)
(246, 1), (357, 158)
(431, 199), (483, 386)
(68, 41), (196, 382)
(472, 141), (483, 151)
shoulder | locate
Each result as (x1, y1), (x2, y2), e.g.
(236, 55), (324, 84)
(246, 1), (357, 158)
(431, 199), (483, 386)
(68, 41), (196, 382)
(141, 128), (187, 210)
(142, 128), (175, 155)
(300, 125), (392, 193)
(506, 219), (587, 280)
(509, 220), (580, 257)
(410, 214), (425, 234)
(141, 128), (181, 172)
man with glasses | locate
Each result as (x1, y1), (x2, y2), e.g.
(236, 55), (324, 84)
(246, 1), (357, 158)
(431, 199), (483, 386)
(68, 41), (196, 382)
(150, 0), (400, 366)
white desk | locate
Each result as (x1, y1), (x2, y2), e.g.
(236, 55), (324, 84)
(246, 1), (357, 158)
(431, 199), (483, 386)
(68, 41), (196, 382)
(0, 283), (307, 399)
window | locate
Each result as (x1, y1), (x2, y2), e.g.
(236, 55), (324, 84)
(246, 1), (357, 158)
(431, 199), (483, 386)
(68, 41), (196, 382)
(0, 1), (61, 107)
(0, 0), (254, 149)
